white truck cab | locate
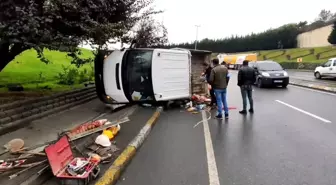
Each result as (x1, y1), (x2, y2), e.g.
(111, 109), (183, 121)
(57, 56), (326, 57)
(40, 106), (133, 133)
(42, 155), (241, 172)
(314, 58), (336, 79)
(102, 48), (192, 104)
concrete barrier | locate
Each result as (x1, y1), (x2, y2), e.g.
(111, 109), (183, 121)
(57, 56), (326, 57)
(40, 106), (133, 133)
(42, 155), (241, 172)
(0, 86), (97, 135)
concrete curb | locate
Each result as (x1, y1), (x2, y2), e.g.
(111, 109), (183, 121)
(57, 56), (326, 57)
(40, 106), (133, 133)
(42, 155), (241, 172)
(94, 107), (163, 185)
(289, 81), (336, 93)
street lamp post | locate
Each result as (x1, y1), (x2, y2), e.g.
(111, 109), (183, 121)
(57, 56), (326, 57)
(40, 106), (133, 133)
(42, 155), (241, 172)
(195, 25), (201, 50)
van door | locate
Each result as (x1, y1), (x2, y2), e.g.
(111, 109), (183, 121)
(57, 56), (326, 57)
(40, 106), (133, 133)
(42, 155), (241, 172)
(121, 49), (155, 102)
(151, 49), (191, 101)
(331, 60), (336, 77)
(320, 60), (333, 76)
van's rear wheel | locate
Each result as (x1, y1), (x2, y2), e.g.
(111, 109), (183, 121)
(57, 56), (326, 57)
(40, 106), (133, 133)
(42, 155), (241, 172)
(315, 72), (321, 79)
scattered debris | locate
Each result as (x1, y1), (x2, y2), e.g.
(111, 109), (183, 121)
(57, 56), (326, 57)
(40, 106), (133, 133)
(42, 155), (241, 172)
(0, 117), (124, 183)
(68, 117), (129, 141)
(95, 134), (111, 147)
(0, 138), (25, 156)
(191, 94), (211, 103)
(9, 160), (47, 179)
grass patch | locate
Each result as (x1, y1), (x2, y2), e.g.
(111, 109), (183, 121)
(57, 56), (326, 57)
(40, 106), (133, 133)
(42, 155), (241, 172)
(213, 46), (336, 63)
(319, 49), (336, 59)
(0, 48), (95, 93)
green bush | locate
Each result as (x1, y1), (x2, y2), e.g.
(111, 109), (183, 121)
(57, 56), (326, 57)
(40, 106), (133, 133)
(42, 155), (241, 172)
(78, 68), (90, 84)
(279, 62), (324, 70)
(56, 65), (79, 85)
(78, 63), (95, 83)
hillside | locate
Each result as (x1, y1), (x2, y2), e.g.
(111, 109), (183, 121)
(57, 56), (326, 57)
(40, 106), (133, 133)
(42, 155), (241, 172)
(212, 46), (336, 63)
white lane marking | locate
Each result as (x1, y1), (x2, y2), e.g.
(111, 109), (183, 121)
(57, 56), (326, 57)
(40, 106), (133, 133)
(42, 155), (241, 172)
(194, 110), (211, 128)
(275, 100), (331, 123)
(202, 110), (220, 185)
(289, 84), (336, 96)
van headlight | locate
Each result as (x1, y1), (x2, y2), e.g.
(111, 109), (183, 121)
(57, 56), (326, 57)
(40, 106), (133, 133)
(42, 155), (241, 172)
(283, 71), (288, 76)
(261, 72), (270, 77)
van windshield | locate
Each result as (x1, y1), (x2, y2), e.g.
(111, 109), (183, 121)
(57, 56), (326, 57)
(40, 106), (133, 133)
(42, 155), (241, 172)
(122, 50), (155, 102)
(258, 62), (283, 71)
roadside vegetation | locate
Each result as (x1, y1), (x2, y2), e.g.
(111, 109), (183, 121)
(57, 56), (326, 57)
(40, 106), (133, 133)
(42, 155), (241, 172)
(0, 48), (94, 93)
(210, 46), (336, 70)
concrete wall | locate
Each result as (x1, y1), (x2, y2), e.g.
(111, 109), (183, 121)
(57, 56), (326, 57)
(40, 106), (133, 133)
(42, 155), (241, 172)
(297, 24), (333, 48)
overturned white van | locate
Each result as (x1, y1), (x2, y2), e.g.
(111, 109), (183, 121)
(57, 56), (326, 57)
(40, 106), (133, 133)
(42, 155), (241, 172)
(101, 48), (192, 104)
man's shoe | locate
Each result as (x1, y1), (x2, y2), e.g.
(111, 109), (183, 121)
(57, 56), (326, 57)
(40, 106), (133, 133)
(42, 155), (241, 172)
(239, 110), (247, 114)
(224, 114), (229, 119)
(249, 109), (254, 113)
(215, 115), (223, 119)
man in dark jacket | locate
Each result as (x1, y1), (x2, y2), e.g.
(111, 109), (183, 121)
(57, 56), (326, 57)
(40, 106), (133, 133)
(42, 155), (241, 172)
(237, 60), (256, 114)
(203, 63), (216, 106)
(209, 58), (229, 119)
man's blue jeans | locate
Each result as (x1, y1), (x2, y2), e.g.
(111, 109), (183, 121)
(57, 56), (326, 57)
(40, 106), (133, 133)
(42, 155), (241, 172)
(214, 89), (229, 116)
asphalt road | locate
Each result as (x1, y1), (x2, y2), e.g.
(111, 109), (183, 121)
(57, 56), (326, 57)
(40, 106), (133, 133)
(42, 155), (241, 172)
(117, 72), (336, 185)
(288, 70), (336, 87)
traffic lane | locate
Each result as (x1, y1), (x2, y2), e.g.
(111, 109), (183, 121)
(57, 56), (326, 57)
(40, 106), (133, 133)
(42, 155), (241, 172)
(209, 91), (336, 185)
(252, 85), (336, 124)
(288, 70), (336, 84)
(288, 70), (314, 78)
(227, 71), (335, 123)
(118, 108), (208, 185)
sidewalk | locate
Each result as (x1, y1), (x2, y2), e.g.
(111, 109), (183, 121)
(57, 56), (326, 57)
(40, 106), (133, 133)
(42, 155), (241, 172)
(289, 78), (336, 93)
(0, 99), (157, 185)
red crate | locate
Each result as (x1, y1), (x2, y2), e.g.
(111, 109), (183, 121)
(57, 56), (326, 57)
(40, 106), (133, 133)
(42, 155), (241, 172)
(45, 136), (100, 185)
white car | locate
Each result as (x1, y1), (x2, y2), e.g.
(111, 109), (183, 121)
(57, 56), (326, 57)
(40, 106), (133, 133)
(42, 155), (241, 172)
(314, 58), (336, 79)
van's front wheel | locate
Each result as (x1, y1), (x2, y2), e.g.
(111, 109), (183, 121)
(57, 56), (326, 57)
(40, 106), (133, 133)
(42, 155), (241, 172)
(315, 72), (321, 79)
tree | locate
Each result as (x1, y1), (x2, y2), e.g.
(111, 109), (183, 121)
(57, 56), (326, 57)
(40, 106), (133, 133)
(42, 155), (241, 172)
(328, 22), (336, 45)
(165, 23), (301, 53)
(132, 18), (168, 48)
(0, 0), (159, 71)
(316, 9), (334, 22)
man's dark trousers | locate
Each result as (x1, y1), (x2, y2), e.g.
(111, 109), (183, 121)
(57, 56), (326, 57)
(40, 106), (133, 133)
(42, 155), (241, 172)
(240, 85), (253, 111)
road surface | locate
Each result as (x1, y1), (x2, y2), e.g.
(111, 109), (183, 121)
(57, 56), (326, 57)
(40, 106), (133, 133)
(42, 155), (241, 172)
(288, 70), (336, 87)
(117, 72), (336, 185)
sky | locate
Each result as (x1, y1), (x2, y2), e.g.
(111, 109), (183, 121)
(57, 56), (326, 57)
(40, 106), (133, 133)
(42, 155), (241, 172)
(153, 0), (336, 44)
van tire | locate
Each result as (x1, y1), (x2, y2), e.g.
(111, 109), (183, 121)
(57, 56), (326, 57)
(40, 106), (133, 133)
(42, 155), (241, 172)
(314, 72), (321, 79)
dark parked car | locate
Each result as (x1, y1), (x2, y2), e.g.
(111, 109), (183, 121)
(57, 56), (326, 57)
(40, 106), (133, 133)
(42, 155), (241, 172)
(249, 61), (289, 88)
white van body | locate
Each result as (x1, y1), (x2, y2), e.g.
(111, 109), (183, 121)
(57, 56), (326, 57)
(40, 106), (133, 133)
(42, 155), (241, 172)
(314, 57), (336, 79)
(103, 48), (192, 103)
